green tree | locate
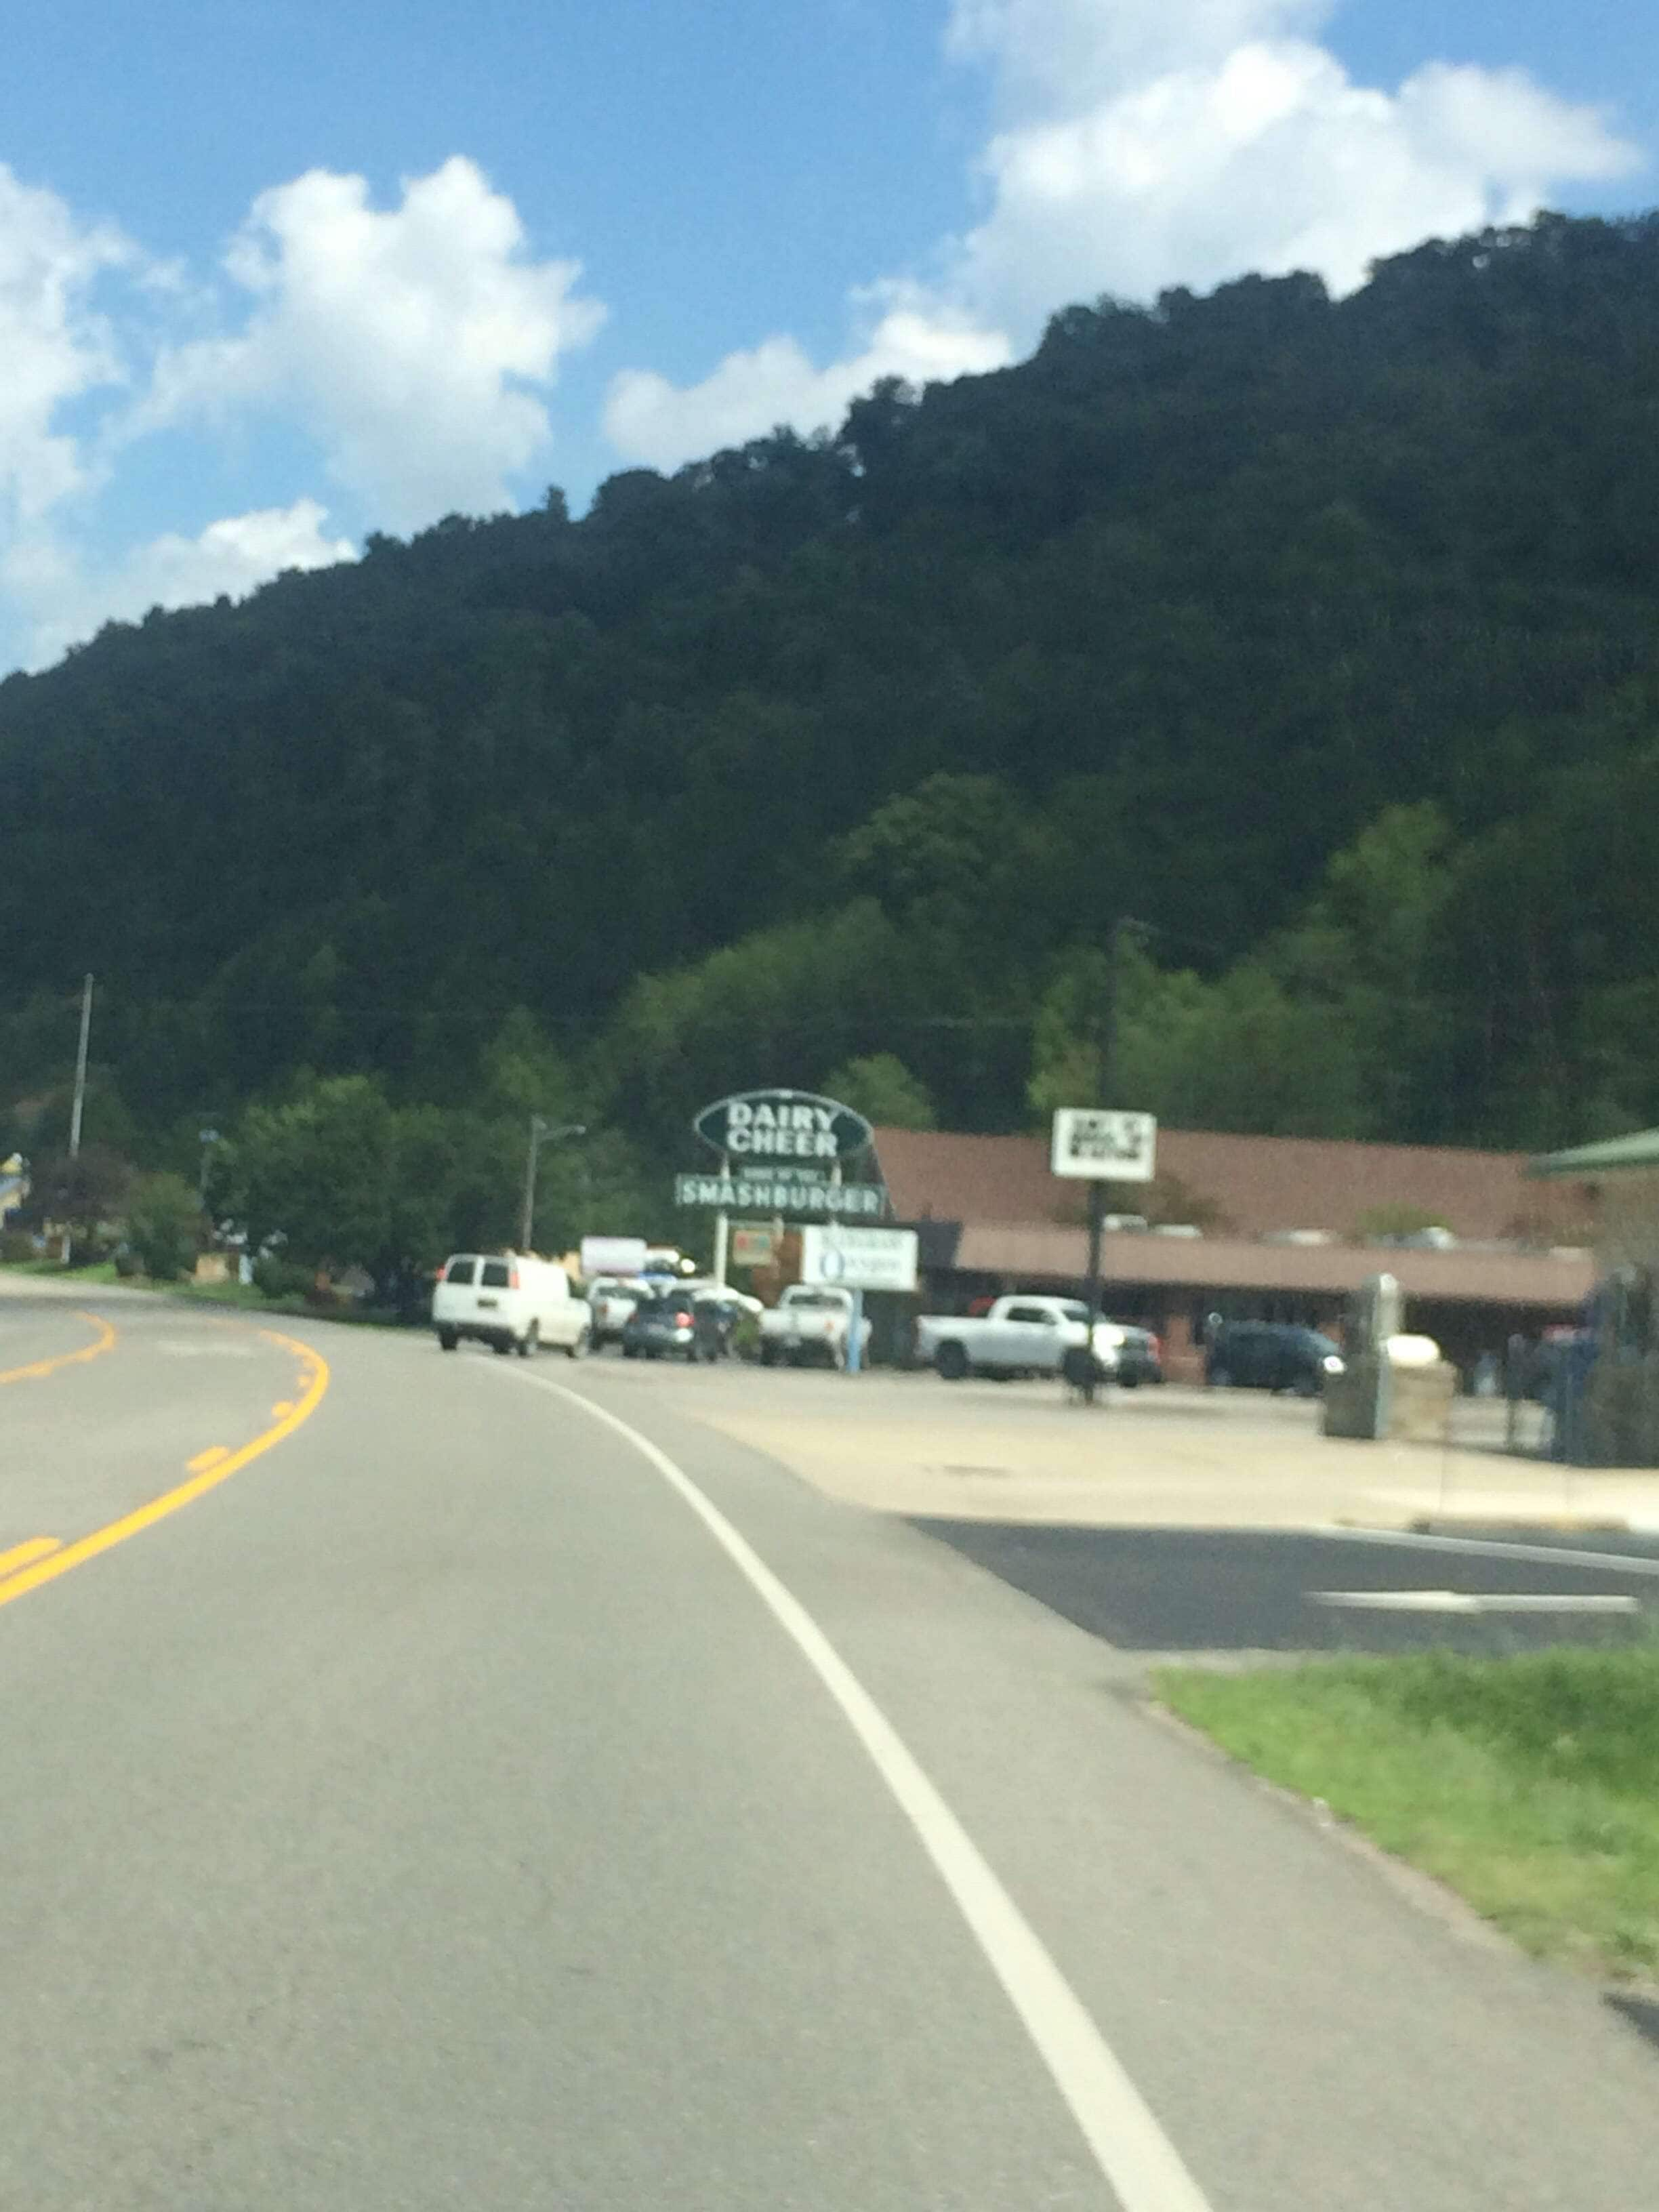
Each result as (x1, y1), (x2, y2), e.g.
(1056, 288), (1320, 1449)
(821, 1053), (937, 1130)
(28, 1145), (134, 1251)
(123, 1172), (204, 1281)
(229, 1076), (398, 1277)
(1029, 945), (1365, 1137)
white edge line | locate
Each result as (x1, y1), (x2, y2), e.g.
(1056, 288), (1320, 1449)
(1315, 1525), (1659, 1579)
(506, 1368), (1214, 2212)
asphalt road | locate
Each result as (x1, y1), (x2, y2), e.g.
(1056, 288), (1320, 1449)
(913, 1523), (1659, 1654)
(4, 1286), (1659, 2209)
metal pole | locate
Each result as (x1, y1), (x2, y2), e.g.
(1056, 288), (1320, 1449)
(1081, 1179), (1105, 1403)
(197, 1128), (220, 1210)
(68, 973), (93, 1158)
(712, 1153), (730, 1286)
(846, 1286), (864, 1376)
(1079, 921), (1124, 1407)
(520, 1116), (544, 1250)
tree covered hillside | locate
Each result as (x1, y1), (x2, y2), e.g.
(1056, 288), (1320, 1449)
(6, 208), (1659, 1210)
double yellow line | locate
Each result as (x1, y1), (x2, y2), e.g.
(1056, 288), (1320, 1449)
(0, 1309), (117, 1387)
(0, 1324), (331, 1613)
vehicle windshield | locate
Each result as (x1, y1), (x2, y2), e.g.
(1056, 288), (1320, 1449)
(786, 1291), (842, 1309)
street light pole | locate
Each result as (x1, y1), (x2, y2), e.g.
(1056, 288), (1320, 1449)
(520, 1118), (586, 1252)
(198, 1128), (221, 1211)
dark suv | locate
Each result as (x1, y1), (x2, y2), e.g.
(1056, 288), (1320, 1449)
(1204, 1322), (1344, 1396)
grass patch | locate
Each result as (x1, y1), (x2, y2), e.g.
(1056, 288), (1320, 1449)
(2, 1260), (412, 1329)
(0, 1257), (121, 1282)
(1156, 1646), (1659, 1980)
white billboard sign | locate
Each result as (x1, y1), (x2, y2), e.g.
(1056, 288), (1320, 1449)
(579, 1235), (649, 1279)
(800, 1225), (920, 1294)
(1050, 1109), (1157, 1183)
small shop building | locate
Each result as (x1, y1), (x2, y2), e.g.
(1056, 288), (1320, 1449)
(873, 1126), (1597, 1380)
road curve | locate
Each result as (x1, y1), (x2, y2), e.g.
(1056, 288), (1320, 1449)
(1, 1294), (1656, 2210)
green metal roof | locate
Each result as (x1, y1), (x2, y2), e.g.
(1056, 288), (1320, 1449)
(1528, 1126), (1659, 1177)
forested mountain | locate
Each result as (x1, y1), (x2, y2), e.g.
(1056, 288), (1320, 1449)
(7, 207), (1659, 1217)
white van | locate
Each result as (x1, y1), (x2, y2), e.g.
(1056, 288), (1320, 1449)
(433, 1254), (592, 1358)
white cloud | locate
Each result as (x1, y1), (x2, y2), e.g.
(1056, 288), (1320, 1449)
(604, 298), (1012, 472)
(116, 497), (356, 612)
(0, 166), (131, 526)
(150, 157), (606, 529)
(948, 0), (1641, 321)
(9, 499), (355, 670)
(947, 0), (1330, 107)
(605, 0), (1641, 469)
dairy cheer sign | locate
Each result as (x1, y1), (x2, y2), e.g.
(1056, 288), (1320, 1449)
(692, 1088), (874, 1166)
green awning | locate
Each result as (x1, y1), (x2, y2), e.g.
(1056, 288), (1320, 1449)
(1529, 1126), (1659, 1177)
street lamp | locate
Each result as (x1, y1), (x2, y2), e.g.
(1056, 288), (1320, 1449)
(197, 1127), (222, 1212)
(520, 1118), (586, 1252)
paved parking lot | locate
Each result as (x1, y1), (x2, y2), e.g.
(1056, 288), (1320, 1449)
(911, 1521), (1659, 1655)
(578, 1352), (1659, 1534)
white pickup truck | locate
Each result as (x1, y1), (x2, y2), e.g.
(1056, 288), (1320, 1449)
(915, 1295), (1122, 1382)
(758, 1285), (874, 1368)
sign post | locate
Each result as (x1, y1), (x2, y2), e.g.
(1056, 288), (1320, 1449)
(1050, 1110), (1156, 1402)
(712, 1155), (731, 1287)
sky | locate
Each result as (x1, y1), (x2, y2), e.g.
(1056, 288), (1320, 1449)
(1, 0), (1653, 675)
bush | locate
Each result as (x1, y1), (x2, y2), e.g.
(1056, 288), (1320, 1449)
(123, 1173), (204, 1282)
(113, 1247), (142, 1278)
(251, 1254), (314, 1300)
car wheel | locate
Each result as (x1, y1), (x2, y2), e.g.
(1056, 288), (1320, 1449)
(935, 1341), (968, 1382)
(517, 1322), (539, 1359)
(1292, 1372), (1319, 1398)
(1209, 1364), (1232, 1389)
(623, 1344), (640, 1359)
(1119, 1370), (1140, 1389)
(566, 1326), (590, 1361)
(759, 1343), (777, 1366)
(437, 1328), (458, 1352)
(493, 1338), (513, 1357)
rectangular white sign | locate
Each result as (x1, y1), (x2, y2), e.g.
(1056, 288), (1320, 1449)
(1050, 1109), (1157, 1183)
(579, 1235), (649, 1279)
(800, 1225), (920, 1293)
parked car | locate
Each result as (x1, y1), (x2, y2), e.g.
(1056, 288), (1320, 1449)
(757, 1285), (873, 1368)
(588, 1275), (647, 1349)
(433, 1254), (592, 1358)
(915, 1296), (1123, 1382)
(621, 1292), (725, 1362)
(1111, 1323), (1164, 1387)
(1204, 1322), (1344, 1395)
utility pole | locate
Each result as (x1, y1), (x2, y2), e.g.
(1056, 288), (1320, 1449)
(68, 973), (93, 1160)
(60, 974), (93, 1263)
(1080, 919), (1149, 1404)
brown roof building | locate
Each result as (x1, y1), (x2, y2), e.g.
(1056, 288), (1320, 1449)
(872, 1127), (1598, 1376)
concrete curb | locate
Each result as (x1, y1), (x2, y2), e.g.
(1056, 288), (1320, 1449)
(1335, 1512), (1643, 1539)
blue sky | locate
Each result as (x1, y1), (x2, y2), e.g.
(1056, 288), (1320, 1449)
(1, 0), (1652, 674)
